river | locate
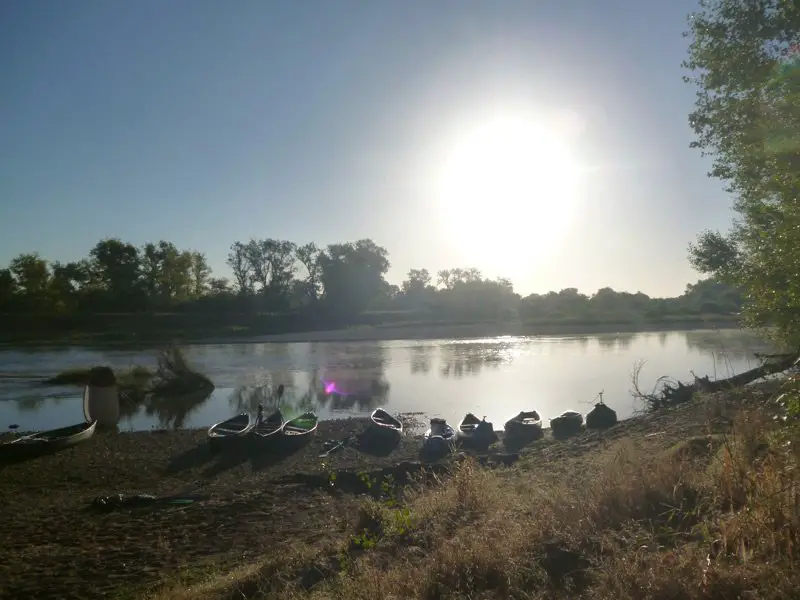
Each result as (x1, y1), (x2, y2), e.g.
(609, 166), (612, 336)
(0, 328), (774, 432)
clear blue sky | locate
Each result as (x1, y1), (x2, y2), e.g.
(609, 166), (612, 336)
(0, 0), (731, 297)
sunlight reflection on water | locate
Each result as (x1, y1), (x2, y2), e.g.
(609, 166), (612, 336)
(0, 329), (773, 432)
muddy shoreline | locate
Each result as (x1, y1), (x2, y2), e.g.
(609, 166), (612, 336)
(0, 388), (777, 600)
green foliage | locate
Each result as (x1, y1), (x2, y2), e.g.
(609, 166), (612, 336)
(0, 234), (742, 333)
(684, 0), (800, 347)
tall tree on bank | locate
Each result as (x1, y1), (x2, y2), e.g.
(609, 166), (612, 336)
(684, 0), (800, 346)
(318, 239), (390, 315)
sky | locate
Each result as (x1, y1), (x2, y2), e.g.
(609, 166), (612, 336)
(0, 0), (735, 298)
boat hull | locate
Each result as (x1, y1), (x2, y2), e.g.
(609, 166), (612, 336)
(0, 421), (97, 459)
(504, 419), (543, 441)
(208, 414), (255, 450)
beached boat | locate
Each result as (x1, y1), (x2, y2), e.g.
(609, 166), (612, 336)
(369, 408), (403, 439)
(504, 410), (543, 440)
(457, 413), (497, 447)
(282, 412), (318, 443)
(252, 408), (284, 442)
(207, 413), (255, 445)
(549, 410), (584, 437)
(423, 417), (457, 453)
(0, 421), (97, 457)
(586, 402), (618, 430)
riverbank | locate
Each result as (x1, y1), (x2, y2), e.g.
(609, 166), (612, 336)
(1, 380), (795, 599)
(0, 313), (740, 347)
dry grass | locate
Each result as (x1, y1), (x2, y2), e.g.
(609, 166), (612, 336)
(148, 386), (800, 600)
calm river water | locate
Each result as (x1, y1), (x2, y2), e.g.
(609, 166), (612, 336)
(0, 329), (773, 432)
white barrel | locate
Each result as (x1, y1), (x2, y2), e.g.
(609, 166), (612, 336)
(83, 366), (120, 427)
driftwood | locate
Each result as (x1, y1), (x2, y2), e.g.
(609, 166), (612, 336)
(632, 352), (800, 410)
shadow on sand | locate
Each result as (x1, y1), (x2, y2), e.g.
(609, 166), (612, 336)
(165, 436), (314, 479)
(165, 442), (215, 475)
(355, 429), (401, 458)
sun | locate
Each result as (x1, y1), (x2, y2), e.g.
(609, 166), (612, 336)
(435, 114), (580, 269)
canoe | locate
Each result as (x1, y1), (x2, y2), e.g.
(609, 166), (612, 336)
(549, 410), (584, 436)
(282, 412), (318, 442)
(207, 413), (255, 444)
(586, 403), (618, 430)
(252, 408), (284, 442)
(423, 417), (457, 452)
(457, 413), (497, 446)
(504, 410), (543, 440)
(370, 408), (403, 438)
(0, 421), (97, 457)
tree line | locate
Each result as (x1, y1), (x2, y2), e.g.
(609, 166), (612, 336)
(0, 237), (741, 324)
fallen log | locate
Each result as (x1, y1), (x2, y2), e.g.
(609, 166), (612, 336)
(633, 352), (800, 410)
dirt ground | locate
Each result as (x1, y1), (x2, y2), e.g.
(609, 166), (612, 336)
(0, 387), (778, 600)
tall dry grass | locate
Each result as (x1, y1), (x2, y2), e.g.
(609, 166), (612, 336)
(149, 388), (800, 600)
(302, 411), (800, 599)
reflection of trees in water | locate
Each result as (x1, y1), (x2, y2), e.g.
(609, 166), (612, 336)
(684, 330), (773, 362)
(409, 345), (433, 374)
(15, 387), (214, 430)
(229, 370), (297, 414)
(658, 332), (669, 348)
(15, 392), (72, 413)
(141, 389), (214, 429)
(117, 388), (213, 429)
(595, 334), (635, 352)
(316, 343), (390, 412)
(439, 343), (510, 378)
(227, 342), (391, 415)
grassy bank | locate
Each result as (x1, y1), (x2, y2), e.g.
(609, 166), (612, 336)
(0, 311), (740, 347)
(1, 379), (797, 599)
(155, 383), (798, 600)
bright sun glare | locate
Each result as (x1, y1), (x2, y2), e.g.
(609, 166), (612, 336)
(436, 114), (580, 269)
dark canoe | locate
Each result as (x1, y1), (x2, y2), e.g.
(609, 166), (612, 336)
(1, 421), (97, 457)
(457, 413), (497, 446)
(586, 403), (618, 430)
(504, 410), (543, 438)
(282, 412), (318, 442)
(252, 409), (284, 442)
(208, 413), (255, 442)
(370, 408), (402, 437)
(549, 410), (584, 435)
(456, 412), (482, 438)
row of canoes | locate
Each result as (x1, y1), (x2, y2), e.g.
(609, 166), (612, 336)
(421, 405), (617, 451)
(0, 404), (615, 459)
(207, 408), (320, 448)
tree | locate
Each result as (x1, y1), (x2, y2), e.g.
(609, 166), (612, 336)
(295, 242), (322, 302)
(50, 260), (91, 311)
(318, 239), (390, 314)
(0, 268), (17, 311)
(402, 269), (432, 296)
(9, 253), (52, 310)
(157, 242), (193, 302)
(226, 241), (252, 294)
(208, 277), (231, 294)
(263, 239), (297, 298)
(89, 239), (142, 308)
(189, 252), (212, 298)
(141, 243), (162, 300)
(685, 0), (800, 345)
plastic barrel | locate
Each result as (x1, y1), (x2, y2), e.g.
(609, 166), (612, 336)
(82, 366), (120, 427)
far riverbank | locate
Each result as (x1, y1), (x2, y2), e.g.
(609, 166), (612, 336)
(0, 313), (740, 348)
